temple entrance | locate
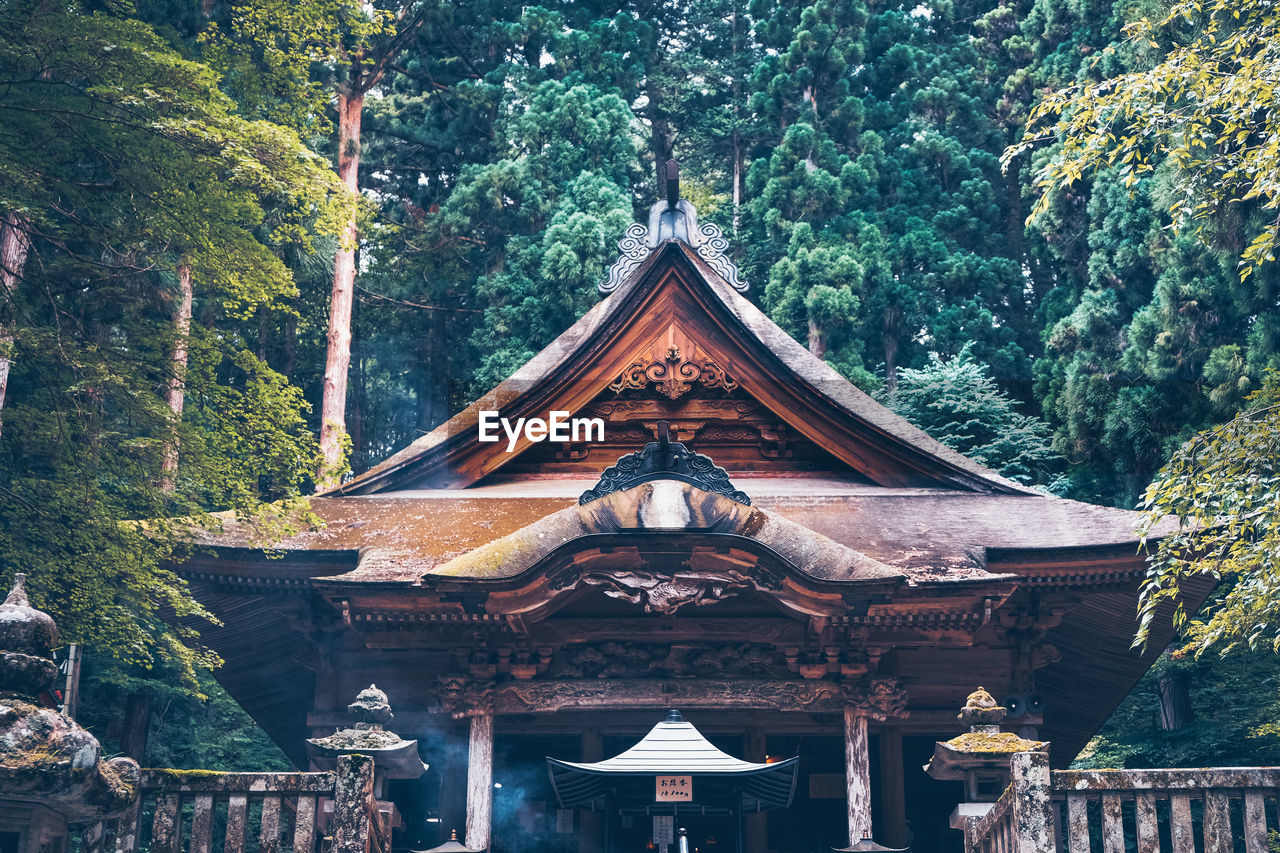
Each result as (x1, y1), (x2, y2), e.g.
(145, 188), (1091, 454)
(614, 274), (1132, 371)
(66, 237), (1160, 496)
(546, 711), (798, 853)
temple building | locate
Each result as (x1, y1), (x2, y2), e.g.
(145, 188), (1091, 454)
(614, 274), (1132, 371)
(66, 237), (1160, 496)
(180, 173), (1184, 852)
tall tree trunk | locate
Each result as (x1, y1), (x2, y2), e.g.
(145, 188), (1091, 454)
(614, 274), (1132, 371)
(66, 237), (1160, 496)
(161, 261), (193, 492)
(882, 306), (902, 392)
(120, 690), (152, 762)
(0, 212), (32, 440)
(1158, 672), (1194, 731)
(808, 318), (827, 360)
(319, 89), (364, 489)
(645, 78), (675, 185)
(283, 312), (298, 380)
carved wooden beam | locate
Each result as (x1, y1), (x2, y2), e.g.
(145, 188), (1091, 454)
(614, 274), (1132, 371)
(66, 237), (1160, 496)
(437, 676), (909, 719)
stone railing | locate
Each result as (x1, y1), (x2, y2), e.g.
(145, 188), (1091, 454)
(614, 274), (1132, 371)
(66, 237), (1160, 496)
(1051, 767), (1280, 853)
(966, 753), (1280, 853)
(76, 755), (385, 853)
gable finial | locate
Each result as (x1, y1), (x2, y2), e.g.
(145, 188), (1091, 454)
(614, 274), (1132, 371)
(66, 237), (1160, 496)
(599, 165), (747, 295)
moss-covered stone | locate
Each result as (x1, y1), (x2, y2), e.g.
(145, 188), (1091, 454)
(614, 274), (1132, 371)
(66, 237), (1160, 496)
(0, 576), (140, 820)
(945, 731), (1045, 755)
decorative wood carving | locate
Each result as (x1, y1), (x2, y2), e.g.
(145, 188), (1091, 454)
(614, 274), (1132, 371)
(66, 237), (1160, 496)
(578, 422), (751, 506)
(579, 568), (754, 615)
(497, 678), (853, 715)
(848, 677), (911, 721)
(434, 675), (909, 718)
(609, 345), (739, 400)
(549, 642), (787, 680)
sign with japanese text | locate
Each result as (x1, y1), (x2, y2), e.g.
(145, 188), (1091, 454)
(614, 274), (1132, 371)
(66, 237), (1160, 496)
(655, 775), (693, 802)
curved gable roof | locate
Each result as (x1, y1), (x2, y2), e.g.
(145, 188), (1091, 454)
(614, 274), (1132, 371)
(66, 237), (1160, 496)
(333, 241), (1032, 496)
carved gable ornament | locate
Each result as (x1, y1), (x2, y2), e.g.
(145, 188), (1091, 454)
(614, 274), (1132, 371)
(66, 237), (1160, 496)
(610, 344), (738, 400)
(579, 567), (754, 615)
(601, 160), (746, 295)
(579, 422), (751, 506)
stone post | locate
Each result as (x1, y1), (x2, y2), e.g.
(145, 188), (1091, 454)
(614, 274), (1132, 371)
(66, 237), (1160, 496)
(332, 754), (375, 853)
(465, 712), (494, 850)
(1009, 752), (1055, 853)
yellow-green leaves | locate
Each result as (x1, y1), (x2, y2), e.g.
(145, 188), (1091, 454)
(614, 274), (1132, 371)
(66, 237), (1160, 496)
(1136, 373), (1280, 655)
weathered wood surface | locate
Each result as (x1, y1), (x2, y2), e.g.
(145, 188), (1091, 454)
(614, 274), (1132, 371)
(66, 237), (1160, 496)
(1100, 793), (1123, 853)
(112, 796), (139, 853)
(1169, 793), (1194, 853)
(259, 795), (282, 853)
(1065, 794), (1088, 853)
(465, 712), (495, 852)
(1134, 790), (1159, 853)
(878, 727), (908, 848)
(1202, 790), (1230, 853)
(844, 707), (871, 843)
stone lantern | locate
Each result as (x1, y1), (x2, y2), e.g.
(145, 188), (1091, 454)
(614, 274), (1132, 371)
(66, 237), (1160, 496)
(306, 685), (427, 839)
(924, 687), (1047, 829)
(0, 574), (140, 853)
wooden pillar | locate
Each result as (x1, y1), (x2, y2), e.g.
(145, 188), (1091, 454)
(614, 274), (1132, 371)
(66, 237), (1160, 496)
(744, 727), (767, 853)
(844, 708), (871, 843)
(465, 713), (494, 851)
(579, 728), (603, 853)
(877, 727), (907, 847)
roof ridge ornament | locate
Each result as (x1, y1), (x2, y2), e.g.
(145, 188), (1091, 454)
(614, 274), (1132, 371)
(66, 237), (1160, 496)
(600, 160), (747, 295)
(579, 420), (751, 506)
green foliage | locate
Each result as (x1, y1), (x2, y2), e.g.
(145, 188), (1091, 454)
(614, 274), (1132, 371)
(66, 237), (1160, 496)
(1012, 0), (1280, 279)
(1135, 374), (1280, 655)
(1075, 649), (1280, 769)
(885, 346), (1064, 486)
(76, 655), (291, 771)
(0, 0), (341, 687)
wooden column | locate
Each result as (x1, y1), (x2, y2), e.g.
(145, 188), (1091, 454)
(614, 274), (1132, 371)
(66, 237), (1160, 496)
(578, 728), (603, 853)
(744, 727), (768, 853)
(465, 712), (494, 851)
(844, 708), (871, 843)
(877, 727), (907, 847)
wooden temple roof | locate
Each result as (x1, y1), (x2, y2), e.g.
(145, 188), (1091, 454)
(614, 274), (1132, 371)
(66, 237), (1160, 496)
(197, 476), (1159, 586)
(178, 199), (1195, 769)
